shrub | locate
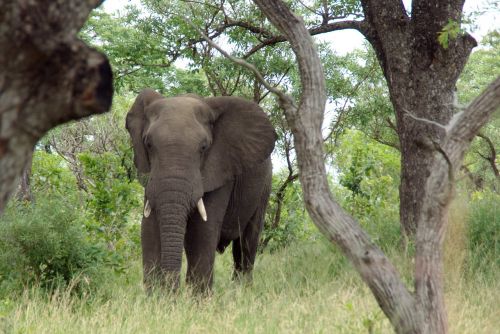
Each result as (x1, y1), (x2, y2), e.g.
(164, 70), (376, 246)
(31, 151), (80, 198)
(262, 172), (316, 252)
(332, 130), (401, 250)
(79, 152), (142, 261)
(0, 195), (113, 297)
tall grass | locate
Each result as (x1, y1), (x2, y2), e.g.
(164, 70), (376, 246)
(465, 191), (499, 280)
(443, 195), (500, 333)
(1, 186), (497, 333)
(1, 236), (498, 334)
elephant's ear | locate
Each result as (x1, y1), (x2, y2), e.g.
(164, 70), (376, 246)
(125, 88), (164, 174)
(201, 96), (277, 192)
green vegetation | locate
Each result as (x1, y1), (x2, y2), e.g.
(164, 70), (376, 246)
(0, 195), (108, 295)
(465, 191), (500, 279)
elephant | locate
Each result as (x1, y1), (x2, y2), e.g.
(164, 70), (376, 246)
(126, 89), (277, 292)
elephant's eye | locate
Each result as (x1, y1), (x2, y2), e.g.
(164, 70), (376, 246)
(200, 140), (208, 153)
(144, 136), (152, 149)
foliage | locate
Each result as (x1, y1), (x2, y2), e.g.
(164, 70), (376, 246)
(24, 96), (145, 279)
(34, 94), (144, 268)
(164, 68), (212, 97)
(40, 94), (135, 162)
(332, 130), (401, 249)
(31, 151), (80, 198)
(262, 172), (314, 252)
(322, 46), (399, 154)
(79, 152), (142, 259)
(0, 143), (143, 296)
(0, 196), (112, 297)
(81, 9), (172, 93)
(438, 19), (463, 49)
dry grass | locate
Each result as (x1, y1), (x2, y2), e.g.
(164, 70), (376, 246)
(1, 234), (498, 333)
(444, 196), (470, 287)
(446, 277), (500, 334)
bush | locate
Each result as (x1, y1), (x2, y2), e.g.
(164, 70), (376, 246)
(31, 151), (80, 198)
(262, 172), (316, 252)
(0, 195), (113, 297)
(79, 152), (142, 265)
(332, 130), (401, 250)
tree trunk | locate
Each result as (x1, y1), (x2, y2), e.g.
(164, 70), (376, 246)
(360, 0), (477, 237)
(396, 83), (456, 236)
(0, 0), (113, 212)
(261, 171), (298, 250)
(15, 151), (33, 202)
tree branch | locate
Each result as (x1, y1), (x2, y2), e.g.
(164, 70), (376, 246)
(224, 18), (274, 38)
(244, 20), (367, 59)
(183, 15), (296, 109)
(372, 135), (401, 151)
(477, 132), (499, 178)
(414, 76), (500, 333)
(324, 62), (378, 145)
(447, 76), (500, 150)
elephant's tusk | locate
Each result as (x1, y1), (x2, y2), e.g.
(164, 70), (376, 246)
(197, 198), (207, 222)
(144, 199), (151, 218)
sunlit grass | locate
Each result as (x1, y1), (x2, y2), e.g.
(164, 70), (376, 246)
(1, 235), (498, 334)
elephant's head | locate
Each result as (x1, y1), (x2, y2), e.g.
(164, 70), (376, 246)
(126, 89), (276, 286)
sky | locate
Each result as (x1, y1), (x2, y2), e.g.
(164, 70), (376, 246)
(102, 0), (499, 55)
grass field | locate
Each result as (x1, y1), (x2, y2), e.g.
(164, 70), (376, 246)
(1, 235), (498, 334)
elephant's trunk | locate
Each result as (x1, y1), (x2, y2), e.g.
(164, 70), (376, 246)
(148, 176), (196, 290)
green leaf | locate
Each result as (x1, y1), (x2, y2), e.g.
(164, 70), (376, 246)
(438, 19), (462, 49)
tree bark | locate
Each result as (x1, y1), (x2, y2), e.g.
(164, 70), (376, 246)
(0, 0), (113, 212)
(414, 76), (500, 333)
(15, 151), (33, 203)
(360, 0), (477, 237)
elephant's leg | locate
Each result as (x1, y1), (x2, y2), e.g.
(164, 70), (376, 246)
(232, 237), (244, 276)
(184, 183), (232, 292)
(232, 208), (265, 282)
(141, 213), (162, 292)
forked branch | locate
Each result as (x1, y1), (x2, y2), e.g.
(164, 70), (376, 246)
(182, 15), (296, 111)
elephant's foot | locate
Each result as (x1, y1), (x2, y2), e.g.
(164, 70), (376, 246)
(143, 268), (181, 295)
(232, 270), (253, 286)
(186, 271), (214, 296)
(143, 266), (162, 294)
